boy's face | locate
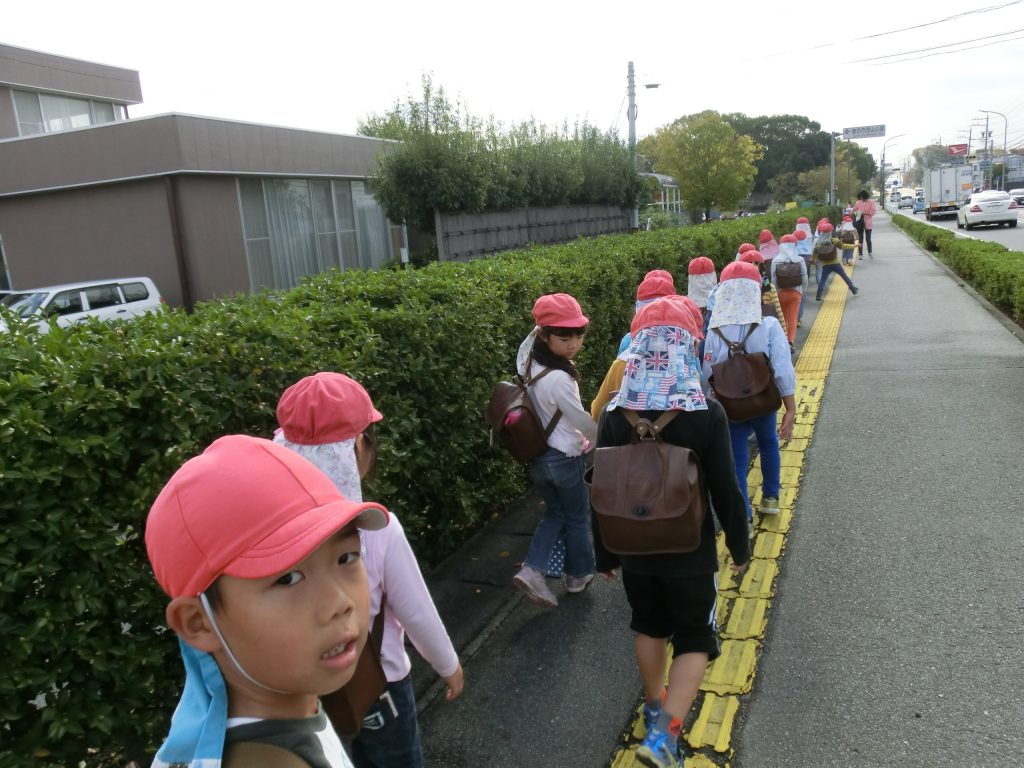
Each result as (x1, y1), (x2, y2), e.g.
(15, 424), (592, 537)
(209, 527), (369, 716)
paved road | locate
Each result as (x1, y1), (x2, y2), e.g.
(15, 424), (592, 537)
(888, 201), (1024, 250)
(736, 212), (1024, 767)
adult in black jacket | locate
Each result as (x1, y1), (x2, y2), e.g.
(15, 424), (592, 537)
(593, 296), (749, 768)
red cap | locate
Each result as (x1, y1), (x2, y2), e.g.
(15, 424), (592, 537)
(687, 256), (715, 276)
(636, 269), (677, 301)
(533, 293), (588, 328)
(739, 250), (764, 264)
(146, 435), (389, 598)
(780, 234), (797, 244)
(737, 242), (755, 254)
(630, 295), (701, 338)
(793, 229), (807, 240)
(679, 296), (705, 339)
(819, 222), (834, 233)
(796, 216), (809, 224)
(817, 218), (830, 227)
(842, 215), (852, 222)
(277, 372), (383, 445)
(721, 261), (762, 283)
(758, 229), (774, 244)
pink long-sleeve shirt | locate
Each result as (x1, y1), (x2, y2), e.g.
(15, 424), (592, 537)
(853, 199), (877, 229)
(362, 514), (460, 683)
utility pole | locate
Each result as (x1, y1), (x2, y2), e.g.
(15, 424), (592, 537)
(627, 61), (638, 231)
(829, 132), (837, 206)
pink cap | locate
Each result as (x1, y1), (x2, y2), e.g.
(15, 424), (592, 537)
(796, 216), (809, 224)
(819, 222), (834, 233)
(793, 229), (807, 241)
(780, 234), (797, 244)
(631, 295), (702, 338)
(721, 261), (762, 283)
(636, 270), (677, 301)
(758, 229), (774, 244)
(737, 242), (755, 254)
(739, 250), (764, 264)
(533, 293), (588, 328)
(277, 372), (383, 445)
(146, 435), (389, 598)
(687, 256), (715, 276)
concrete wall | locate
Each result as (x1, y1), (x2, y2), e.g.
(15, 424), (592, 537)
(0, 178), (183, 304)
(173, 175), (250, 304)
(0, 43), (142, 104)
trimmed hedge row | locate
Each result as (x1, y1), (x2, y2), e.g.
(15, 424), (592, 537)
(0, 208), (833, 766)
(890, 214), (1024, 326)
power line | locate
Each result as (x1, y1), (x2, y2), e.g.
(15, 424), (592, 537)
(849, 27), (1024, 63)
(867, 33), (1024, 65)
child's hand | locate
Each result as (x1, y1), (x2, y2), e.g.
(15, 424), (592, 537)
(599, 569), (619, 581)
(443, 663), (464, 702)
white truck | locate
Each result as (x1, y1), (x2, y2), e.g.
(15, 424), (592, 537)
(924, 166), (974, 220)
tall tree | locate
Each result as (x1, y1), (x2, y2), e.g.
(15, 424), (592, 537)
(723, 114), (831, 193)
(649, 111), (763, 222)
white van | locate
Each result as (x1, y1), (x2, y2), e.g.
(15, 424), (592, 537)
(0, 277), (164, 332)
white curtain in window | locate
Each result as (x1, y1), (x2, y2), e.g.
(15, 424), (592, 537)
(39, 94), (91, 132)
(352, 182), (394, 269)
(13, 91), (44, 135)
(264, 179), (321, 290)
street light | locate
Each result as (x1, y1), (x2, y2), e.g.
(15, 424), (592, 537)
(880, 133), (906, 202)
(980, 110), (1008, 190)
(627, 61), (660, 230)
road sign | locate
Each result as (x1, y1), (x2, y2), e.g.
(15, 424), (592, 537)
(842, 124), (886, 140)
(948, 144), (969, 156)
(979, 161), (992, 170)
(949, 157), (965, 166)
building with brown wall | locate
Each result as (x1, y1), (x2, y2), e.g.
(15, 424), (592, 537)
(0, 43), (398, 307)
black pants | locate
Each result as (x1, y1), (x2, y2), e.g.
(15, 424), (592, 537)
(854, 220), (872, 255)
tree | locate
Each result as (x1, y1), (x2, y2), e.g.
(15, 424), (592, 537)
(722, 114), (831, 193)
(648, 111), (764, 222)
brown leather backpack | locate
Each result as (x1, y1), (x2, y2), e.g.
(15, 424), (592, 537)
(774, 260), (803, 289)
(590, 411), (706, 555)
(484, 360), (562, 463)
(708, 326), (783, 423)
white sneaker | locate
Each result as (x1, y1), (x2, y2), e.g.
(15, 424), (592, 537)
(513, 566), (558, 608)
(760, 496), (780, 515)
(566, 574), (594, 594)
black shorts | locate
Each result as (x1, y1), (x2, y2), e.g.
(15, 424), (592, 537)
(621, 569), (721, 660)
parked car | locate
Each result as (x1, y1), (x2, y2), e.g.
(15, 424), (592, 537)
(0, 277), (164, 332)
(1009, 188), (1024, 206)
(898, 195), (915, 209)
(956, 191), (1019, 230)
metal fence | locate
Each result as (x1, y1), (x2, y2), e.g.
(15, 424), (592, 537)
(434, 204), (630, 261)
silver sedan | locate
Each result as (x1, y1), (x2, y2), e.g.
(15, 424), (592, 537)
(957, 191), (1019, 229)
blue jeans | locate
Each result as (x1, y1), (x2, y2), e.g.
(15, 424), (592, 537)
(815, 263), (856, 299)
(728, 412), (781, 520)
(525, 448), (595, 578)
(350, 675), (423, 768)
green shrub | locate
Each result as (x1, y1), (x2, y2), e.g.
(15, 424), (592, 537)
(890, 215), (1024, 326)
(0, 207), (832, 766)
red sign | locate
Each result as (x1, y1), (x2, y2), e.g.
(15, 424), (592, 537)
(948, 144), (969, 156)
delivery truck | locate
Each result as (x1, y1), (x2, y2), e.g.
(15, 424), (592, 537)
(925, 166), (974, 220)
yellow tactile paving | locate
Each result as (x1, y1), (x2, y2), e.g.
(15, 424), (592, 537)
(686, 693), (741, 752)
(701, 640), (758, 695)
(721, 597), (769, 640)
(609, 263), (854, 767)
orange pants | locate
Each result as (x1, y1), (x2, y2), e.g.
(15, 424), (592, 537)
(778, 288), (801, 344)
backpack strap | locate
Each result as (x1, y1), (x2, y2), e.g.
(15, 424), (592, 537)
(622, 409), (679, 441)
(713, 325), (757, 357)
(371, 594), (386, 652)
(523, 355), (563, 437)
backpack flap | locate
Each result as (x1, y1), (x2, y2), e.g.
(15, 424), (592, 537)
(590, 414), (706, 555)
(484, 379), (526, 432)
(708, 328), (783, 423)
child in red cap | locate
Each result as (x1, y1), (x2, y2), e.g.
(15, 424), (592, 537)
(274, 372), (463, 768)
(513, 293), (598, 608)
(146, 435), (390, 768)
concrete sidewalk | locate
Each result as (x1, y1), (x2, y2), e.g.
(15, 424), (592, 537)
(406, 211), (1023, 767)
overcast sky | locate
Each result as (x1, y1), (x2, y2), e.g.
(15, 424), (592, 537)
(5, 0), (1023, 175)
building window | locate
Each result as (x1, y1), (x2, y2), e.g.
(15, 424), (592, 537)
(12, 90), (126, 136)
(238, 177), (398, 293)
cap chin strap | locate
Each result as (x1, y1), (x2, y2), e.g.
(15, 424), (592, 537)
(199, 591), (291, 695)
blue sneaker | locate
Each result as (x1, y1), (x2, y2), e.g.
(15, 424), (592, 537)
(636, 726), (681, 768)
(642, 703), (659, 733)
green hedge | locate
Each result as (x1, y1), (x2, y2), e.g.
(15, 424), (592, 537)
(0, 208), (832, 766)
(890, 215), (1024, 326)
